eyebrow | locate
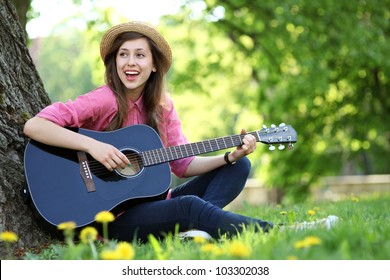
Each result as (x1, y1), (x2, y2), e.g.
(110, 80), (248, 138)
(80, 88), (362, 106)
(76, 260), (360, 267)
(118, 47), (147, 52)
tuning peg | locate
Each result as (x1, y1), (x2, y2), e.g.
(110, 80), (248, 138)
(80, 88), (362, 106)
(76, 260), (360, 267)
(288, 143), (294, 149)
(269, 145), (276, 151)
(279, 123), (288, 131)
(270, 124), (280, 132)
(262, 125), (267, 129)
(278, 144), (285, 150)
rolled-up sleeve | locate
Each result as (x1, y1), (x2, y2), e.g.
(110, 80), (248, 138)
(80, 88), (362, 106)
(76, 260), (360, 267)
(36, 86), (118, 130)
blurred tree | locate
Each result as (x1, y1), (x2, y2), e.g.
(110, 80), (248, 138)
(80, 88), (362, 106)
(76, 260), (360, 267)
(32, 3), (123, 101)
(174, 0), (390, 201)
(36, 30), (97, 101)
(162, 12), (263, 142)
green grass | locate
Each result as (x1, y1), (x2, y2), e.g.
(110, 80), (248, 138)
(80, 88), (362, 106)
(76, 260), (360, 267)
(22, 192), (390, 260)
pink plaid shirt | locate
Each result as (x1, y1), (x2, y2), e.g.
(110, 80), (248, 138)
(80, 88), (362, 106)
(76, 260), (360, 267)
(37, 85), (194, 177)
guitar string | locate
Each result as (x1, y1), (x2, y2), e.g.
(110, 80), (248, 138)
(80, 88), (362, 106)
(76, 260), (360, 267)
(87, 134), (247, 168)
(87, 135), (244, 170)
(86, 138), (230, 175)
(85, 130), (291, 175)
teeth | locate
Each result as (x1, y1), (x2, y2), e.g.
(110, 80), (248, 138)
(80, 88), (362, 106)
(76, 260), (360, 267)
(125, 71), (138, 75)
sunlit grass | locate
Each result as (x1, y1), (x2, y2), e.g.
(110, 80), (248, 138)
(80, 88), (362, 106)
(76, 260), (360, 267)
(2, 193), (389, 260)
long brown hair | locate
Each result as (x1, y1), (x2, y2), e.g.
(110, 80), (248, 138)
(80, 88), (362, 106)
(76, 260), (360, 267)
(103, 32), (167, 135)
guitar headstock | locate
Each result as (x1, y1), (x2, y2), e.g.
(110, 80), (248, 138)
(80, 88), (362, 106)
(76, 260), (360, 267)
(257, 123), (297, 151)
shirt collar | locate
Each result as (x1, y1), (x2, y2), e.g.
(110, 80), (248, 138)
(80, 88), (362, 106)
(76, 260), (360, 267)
(129, 92), (144, 112)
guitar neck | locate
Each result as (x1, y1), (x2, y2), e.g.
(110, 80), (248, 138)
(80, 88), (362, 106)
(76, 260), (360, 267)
(141, 132), (258, 167)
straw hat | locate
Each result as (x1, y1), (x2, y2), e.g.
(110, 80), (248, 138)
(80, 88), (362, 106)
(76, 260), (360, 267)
(100, 21), (172, 73)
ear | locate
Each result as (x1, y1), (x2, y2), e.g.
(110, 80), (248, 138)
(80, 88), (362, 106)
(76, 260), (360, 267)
(152, 66), (157, 72)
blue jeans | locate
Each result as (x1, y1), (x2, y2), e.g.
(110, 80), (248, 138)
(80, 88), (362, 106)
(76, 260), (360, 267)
(108, 157), (273, 242)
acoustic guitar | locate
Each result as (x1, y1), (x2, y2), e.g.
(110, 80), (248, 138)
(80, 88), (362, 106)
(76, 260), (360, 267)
(24, 123), (297, 228)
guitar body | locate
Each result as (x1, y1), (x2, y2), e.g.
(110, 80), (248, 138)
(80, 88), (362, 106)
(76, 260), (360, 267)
(24, 125), (171, 228)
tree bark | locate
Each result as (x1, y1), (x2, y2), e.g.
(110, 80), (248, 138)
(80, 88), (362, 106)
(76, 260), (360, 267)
(0, 0), (51, 258)
(10, 0), (31, 38)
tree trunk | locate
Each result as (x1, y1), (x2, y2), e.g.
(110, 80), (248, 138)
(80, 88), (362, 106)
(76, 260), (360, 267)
(10, 0), (31, 38)
(0, 0), (51, 258)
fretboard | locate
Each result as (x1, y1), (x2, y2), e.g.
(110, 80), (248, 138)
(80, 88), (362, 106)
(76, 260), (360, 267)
(141, 131), (259, 166)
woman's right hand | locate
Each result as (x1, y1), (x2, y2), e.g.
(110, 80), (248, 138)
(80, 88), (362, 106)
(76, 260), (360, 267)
(86, 141), (130, 171)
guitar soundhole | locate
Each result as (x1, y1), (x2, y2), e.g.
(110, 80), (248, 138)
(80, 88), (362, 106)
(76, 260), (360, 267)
(116, 150), (143, 177)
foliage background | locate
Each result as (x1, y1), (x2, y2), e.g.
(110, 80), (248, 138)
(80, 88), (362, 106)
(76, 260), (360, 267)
(27, 0), (390, 202)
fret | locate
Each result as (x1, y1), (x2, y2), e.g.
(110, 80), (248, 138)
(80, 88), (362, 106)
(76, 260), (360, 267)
(160, 148), (167, 162)
(203, 140), (210, 153)
(140, 153), (148, 166)
(202, 141), (207, 153)
(143, 150), (151, 165)
(166, 146), (174, 161)
(177, 146), (184, 159)
(185, 144), (192, 157)
(153, 150), (159, 165)
(147, 150), (155, 165)
(251, 131), (260, 142)
(232, 135), (242, 146)
(170, 146), (178, 160)
(189, 144), (194, 156)
(194, 142), (202, 154)
(224, 136), (234, 148)
(171, 147), (177, 161)
(211, 139), (219, 150)
(219, 137), (228, 149)
(159, 148), (168, 163)
(152, 149), (159, 165)
(180, 144), (188, 158)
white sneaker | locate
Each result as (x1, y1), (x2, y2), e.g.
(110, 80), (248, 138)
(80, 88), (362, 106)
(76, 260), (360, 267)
(176, 229), (213, 240)
(324, 215), (339, 230)
(288, 215), (339, 230)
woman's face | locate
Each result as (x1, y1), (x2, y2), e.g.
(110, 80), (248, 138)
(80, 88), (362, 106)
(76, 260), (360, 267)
(116, 38), (156, 99)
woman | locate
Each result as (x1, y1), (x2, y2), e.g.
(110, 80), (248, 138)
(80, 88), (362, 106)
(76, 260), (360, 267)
(24, 21), (275, 242)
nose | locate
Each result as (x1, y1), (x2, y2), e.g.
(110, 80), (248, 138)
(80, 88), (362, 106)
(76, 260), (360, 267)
(127, 55), (136, 66)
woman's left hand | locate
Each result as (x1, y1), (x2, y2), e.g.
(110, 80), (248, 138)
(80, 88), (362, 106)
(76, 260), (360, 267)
(230, 129), (257, 161)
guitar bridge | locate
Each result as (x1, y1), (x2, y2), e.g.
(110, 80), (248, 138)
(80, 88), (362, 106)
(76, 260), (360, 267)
(77, 151), (96, 192)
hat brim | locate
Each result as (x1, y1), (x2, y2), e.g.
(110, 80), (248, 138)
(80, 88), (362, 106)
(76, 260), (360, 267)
(100, 21), (172, 73)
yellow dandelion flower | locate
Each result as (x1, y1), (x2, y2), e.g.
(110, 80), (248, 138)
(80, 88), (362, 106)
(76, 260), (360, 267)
(116, 242), (135, 260)
(294, 240), (306, 249)
(201, 243), (215, 253)
(308, 210), (315, 216)
(95, 211), (115, 223)
(200, 243), (223, 256)
(227, 240), (252, 258)
(287, 255), (298, 260)
(304, 236), (322, 246)
(100, 249), (120, 260)
(211, 246), (224, 256)
(193, 236), (207, 244)
(0, 231), (18, 243)
(57, 221), (76, 231)
(79, 227), (98, 244)
(280, 211), (287, 215)
(294, 236), (322, 249)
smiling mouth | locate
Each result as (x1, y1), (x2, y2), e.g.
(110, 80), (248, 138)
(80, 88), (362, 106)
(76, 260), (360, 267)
(125, 70), (139, 77)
